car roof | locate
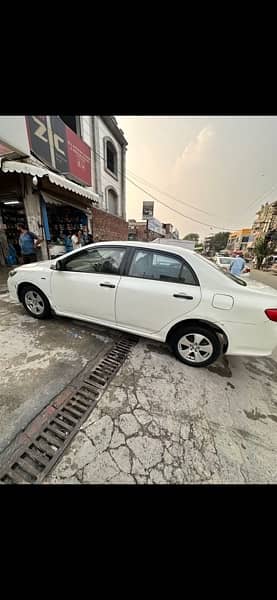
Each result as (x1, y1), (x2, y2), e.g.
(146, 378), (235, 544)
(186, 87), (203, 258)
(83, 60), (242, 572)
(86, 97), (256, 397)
(91, 240), (195, 256)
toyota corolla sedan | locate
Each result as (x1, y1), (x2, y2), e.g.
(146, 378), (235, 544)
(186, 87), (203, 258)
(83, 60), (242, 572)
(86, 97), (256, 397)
(7, 241), (277, 368)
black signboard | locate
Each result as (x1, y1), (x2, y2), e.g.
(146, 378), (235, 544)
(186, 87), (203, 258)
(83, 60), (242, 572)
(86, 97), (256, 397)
(50, 116), (69, 173)
(26, 116), (52, 167)
(26, 115), (69, 173)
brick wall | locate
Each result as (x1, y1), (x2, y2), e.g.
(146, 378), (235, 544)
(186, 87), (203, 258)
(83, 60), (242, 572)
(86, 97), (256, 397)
(128, 222), (162, 242)
(92, 207), (128, 242)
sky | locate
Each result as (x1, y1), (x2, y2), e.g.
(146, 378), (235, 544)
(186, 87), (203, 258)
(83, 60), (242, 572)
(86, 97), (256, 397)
(116, 116), (277, 241)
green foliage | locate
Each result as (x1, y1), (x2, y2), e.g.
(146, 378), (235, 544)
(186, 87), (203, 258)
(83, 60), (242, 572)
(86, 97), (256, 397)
(254, 236), (271, 270)
(183, 233), (199, 243)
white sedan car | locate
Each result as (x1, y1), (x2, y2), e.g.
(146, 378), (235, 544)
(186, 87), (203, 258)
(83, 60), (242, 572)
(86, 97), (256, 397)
(7, 241), (277, 368)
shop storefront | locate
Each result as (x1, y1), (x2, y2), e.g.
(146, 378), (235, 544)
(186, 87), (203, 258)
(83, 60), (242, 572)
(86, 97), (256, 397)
(40, 192), (91, 259)
(0, 172), (28, 266)
(0, 160), (99, 266)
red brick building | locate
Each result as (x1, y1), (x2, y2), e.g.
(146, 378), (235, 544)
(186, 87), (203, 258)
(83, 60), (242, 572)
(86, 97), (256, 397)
(92, 207), (128, 241)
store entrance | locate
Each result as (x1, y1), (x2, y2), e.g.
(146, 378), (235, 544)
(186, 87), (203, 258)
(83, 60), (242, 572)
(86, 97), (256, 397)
(42, 198), (90, 259)
(0, 195), (26, 267)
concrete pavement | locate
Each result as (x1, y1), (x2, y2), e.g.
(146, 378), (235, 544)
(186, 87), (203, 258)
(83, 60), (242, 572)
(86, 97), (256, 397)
(48, 339), (277, 485)
(0, 294), (119, 453)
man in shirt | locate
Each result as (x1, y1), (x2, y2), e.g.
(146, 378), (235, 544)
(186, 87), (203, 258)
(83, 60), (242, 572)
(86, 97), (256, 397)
(230, 253), (246, 276)
(17, 223), (40, 264)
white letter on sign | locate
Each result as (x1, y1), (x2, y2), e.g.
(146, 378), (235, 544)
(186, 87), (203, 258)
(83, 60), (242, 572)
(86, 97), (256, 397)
(53, 134), (65, 156)
(33, 117), (48, 143)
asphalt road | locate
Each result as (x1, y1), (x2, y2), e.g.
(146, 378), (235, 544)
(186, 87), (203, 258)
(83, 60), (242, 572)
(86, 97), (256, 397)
(250, 268), (277, 290)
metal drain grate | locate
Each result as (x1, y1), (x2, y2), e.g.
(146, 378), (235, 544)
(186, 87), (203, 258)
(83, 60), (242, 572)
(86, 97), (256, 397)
(0, 335), (137, 484)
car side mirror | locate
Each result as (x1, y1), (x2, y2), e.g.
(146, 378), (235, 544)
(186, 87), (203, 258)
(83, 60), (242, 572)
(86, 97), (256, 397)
(50, 260), (63, 271)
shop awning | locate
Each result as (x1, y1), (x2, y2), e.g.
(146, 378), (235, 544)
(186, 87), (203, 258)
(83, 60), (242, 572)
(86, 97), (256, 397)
(1, 159), (99, 204)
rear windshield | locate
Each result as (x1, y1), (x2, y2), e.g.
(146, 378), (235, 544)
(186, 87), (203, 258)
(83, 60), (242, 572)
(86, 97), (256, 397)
(196, 254), (247, 286)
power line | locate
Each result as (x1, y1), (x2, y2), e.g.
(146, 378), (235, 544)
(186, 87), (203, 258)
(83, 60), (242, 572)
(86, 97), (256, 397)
(125, 167), (216, 218)
(125, 175), (234, 231)
(92, 147), (239, 231)
(244, 183), (277, 212)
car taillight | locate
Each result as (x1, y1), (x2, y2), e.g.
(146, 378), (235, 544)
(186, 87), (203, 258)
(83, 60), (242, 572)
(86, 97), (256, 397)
(265, 309), (277, 321)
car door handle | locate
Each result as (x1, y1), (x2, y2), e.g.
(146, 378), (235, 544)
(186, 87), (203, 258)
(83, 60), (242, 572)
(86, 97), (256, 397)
(100, 283), (116, 288)
(173, 293), (193, 300)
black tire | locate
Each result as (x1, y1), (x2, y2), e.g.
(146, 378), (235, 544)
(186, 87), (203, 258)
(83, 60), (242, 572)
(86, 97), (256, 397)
(170, 325), (221, 368)
(20, 285), (52, 320)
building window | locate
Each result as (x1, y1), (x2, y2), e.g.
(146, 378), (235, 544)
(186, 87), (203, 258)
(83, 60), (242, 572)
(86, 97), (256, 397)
(107, 187), (118, 216)
(104, 138), (118, 178)
(60, 116), (81, 137)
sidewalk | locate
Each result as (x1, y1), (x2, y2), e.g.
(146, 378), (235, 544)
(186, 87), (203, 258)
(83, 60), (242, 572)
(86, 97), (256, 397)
(0, 267), (11, 294)
(0, 295), (118, 454)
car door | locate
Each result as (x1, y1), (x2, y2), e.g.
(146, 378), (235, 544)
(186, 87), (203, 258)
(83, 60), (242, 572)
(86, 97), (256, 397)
(115, 248), (201, 334)
(51, 245), (127, 323)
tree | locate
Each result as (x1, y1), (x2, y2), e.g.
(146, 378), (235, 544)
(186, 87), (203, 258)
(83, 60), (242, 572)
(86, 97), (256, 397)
(183, 233), (199, 243)
(254, 236), (271, 270)
(209, 231), (230, 253)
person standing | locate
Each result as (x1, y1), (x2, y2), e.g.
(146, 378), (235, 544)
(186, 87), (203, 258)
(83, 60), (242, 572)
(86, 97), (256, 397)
(63, 230), (73, 253)
(78, 228), (85, 247)
(17, 223), (41, 264)
(71, 230), (80, 250)
(230, 253), (246, 276)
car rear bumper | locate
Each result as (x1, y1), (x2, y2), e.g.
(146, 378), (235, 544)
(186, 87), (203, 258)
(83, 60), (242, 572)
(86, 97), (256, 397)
(223, 320), (277, 356)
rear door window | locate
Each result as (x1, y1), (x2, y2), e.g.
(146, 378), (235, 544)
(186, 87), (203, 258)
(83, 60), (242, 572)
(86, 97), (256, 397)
(128, 249), (199, 285)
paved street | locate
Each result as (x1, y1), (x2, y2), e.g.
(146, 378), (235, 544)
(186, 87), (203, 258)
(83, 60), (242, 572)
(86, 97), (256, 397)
(47, 337), (277, 484)
(0, 293), (119, 453)
(250, 269), (277, 290)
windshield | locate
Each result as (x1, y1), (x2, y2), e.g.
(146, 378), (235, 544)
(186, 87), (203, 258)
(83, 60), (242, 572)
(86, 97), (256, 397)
(196, 254), (247, 287)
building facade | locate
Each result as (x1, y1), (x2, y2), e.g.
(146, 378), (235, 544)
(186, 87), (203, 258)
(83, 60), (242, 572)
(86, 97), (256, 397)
(203, 234), (214, 255)
(128, 219), (179, 242)
(226, 228), (251, 254)
(248, 201), (277, 251)
(0, 116), (128, 267)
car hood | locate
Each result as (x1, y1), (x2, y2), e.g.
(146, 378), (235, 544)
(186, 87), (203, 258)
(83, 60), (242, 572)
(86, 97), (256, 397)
(16, 260), (52, 271)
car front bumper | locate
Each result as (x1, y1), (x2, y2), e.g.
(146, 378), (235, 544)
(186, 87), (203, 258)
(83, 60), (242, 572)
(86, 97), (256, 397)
(7, 276), (19, 302)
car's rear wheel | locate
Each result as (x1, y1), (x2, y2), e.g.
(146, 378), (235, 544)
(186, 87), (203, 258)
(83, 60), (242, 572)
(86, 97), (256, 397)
(170, 325), (221, 367)
(20, 285), (51, 319)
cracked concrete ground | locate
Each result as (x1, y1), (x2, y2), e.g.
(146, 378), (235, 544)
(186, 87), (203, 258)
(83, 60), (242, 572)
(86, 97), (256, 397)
(48, 339), (277, 485)
(0, 294), (118, 453)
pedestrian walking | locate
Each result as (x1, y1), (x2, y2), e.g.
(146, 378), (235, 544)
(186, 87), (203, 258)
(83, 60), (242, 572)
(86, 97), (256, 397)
(230, 253), (246, 276)
(17, 223), (41, 264)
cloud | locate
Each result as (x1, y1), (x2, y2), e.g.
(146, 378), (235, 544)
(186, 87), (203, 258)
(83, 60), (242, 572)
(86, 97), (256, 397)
(173, 126), (215, 175)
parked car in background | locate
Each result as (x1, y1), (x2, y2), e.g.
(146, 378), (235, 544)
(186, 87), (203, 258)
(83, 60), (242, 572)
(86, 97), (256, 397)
(262, 255), (277, 271)
(271, 262), (277, 275)
(215, 256), (233, 271)
(7, 241), (277, 368)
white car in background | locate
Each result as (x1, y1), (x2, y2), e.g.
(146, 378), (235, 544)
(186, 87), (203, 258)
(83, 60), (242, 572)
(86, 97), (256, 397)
(7, 241), (277, 368)
(215, 255), (251, 278)
(215, 256), (233, 270)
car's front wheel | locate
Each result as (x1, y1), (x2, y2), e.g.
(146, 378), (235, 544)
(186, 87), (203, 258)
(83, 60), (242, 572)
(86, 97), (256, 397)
(170, 325), (221, 367)
(20, 285), (51, 319)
